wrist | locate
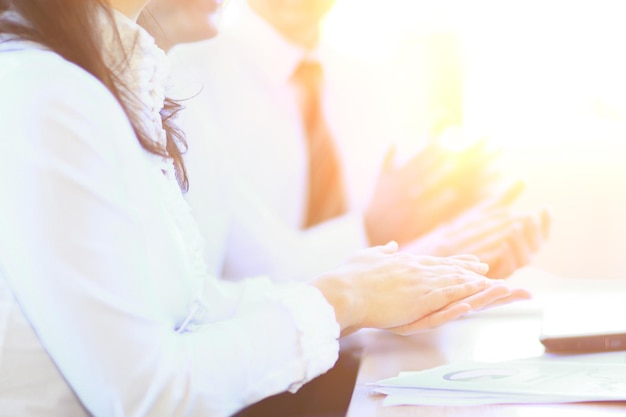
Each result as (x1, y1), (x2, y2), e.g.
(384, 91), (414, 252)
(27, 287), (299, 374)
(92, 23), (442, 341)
(311, 274), (359, 333)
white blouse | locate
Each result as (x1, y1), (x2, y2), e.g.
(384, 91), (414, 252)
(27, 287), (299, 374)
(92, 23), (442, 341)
(0, 12), (339, 417)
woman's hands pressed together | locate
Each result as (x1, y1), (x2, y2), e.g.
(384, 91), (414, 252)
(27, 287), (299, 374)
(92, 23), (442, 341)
(311, 241), (530, 337)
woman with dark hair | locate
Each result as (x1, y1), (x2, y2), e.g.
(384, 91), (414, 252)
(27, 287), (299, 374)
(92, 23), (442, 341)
(0, 1), (528, 416)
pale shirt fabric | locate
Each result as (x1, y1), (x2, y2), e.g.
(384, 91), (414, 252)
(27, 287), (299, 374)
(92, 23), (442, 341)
(169, 0), (406, 282)
(0, 11), (339, 417)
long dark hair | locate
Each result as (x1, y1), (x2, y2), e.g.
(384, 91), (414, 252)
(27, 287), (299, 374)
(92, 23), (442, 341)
(0, 0), (189, 191)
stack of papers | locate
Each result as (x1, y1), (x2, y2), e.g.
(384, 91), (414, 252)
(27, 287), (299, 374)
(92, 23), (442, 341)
(371, 359), (626, 406)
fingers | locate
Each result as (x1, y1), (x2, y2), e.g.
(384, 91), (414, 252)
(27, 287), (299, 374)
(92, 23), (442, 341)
(407, 157), (454, 199)
(491, 180), (526, 208)
(389, 285), (532, 335)
(436, 211), (515, 261)
(486, 213), (545, 279)
(422, 279), (489, 313)
(448, 254), (482, 262)
(457, 210), (548, 279)
(405, 140), (485, 200)
(429, 264), (490, 278)
(451, 140), (501, 189)
(451, 284), (513, 311)
(413, 140), (450, 175)
(419, 138), (498, 200)
(507, 222), (533, 267)
(349, 241), (399, 262)
(381, 145), (396, 173)
(479, 288), (532, 310)
(449, 210), (515, 253)
(540, 206), (553, 239)
(485, 240), (515, 279)
(461, 286), (532, 312)
(389, 303), (473, 335)
(395, 141), (449, 195)
(415, 255), (489, 275)
(521, 213), (542, 253)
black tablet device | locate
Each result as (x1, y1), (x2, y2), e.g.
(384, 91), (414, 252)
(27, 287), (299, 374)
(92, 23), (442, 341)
(539, 294), (626, 353)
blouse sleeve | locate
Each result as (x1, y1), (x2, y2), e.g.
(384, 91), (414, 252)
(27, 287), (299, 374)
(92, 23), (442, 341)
(0, 49), (339, 417)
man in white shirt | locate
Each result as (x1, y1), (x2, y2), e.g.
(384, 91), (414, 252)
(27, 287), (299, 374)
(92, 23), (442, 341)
(169, 0), (550, 283)
(166, 1), (549, 416)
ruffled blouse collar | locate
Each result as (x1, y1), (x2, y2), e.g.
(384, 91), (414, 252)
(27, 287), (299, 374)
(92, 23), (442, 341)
(103, 12), (211, 329)
(102, 11), (171, 151)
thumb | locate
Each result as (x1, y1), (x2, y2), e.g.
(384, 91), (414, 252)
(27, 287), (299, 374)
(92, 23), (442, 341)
(381, 240), (399, 253)
(493, 180), (526, 207)
(540, 205), (553, 239)
(381, 144), (396, 172)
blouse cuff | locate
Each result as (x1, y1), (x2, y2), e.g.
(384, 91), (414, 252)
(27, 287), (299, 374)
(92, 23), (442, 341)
(276, 283), (341, 392)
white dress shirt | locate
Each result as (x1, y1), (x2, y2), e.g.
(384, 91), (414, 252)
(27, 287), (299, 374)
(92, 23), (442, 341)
(0, 13), (339, 417)
(169, 0), (408, 282)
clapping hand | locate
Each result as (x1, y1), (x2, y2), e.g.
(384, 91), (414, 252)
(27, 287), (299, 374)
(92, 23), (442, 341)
(364, 138), (498, 246)
(403, 181), (552, 279)
(311, 242), (531, 337)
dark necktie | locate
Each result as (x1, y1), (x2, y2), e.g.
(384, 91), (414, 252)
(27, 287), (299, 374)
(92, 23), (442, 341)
(291, 60), (346, 228)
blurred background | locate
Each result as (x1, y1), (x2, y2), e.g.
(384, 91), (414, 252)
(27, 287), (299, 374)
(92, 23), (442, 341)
(320, 0), (626, 280)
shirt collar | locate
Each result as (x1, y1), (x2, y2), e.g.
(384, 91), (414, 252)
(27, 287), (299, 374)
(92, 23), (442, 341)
(221, 0), (316, 85)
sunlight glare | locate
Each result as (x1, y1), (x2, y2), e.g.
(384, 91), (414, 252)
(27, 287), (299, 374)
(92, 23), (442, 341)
(323, 0), (626, 149)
